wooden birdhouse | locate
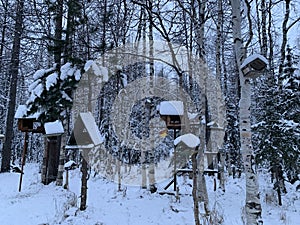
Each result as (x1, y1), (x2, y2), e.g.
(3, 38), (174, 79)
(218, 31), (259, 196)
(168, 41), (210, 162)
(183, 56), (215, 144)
(241, 53), (268, 79)
(66, 112), (104, 149)
(15, 105), (44, 133)
(159, 101), (184, 130)
(17, 118), (34, 132)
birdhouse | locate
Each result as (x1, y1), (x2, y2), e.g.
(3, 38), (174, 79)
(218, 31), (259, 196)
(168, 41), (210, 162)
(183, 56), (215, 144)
(66, 112), (104, 149)
(15, 105), (44, 133)
(159, 101), (184, 130)
(241, 53), (268, 79)
(207, 121), (224, 132)
(44, 120), (64, 137)
(0, 134), (4, 140)
(17, 118), (34, 131)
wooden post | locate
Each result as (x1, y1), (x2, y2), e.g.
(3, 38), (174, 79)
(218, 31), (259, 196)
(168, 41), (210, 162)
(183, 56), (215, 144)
(117, 159), (121, 191)
(47, 137), (59, 184)
(274, 165), (282, 206)
(64, 169), (69, 190)
(173, 128), (177, 191)
(192, 149), (200, 225)
(56, 140), (65, 186)
(141, 150), (147, 189)
(80, 150), (88, 211)
(41, 137), (49, 184)
(19, 131), (28, 192)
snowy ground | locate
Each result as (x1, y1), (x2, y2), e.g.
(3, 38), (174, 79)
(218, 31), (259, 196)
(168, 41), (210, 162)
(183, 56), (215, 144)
(0, 163), (299, 225)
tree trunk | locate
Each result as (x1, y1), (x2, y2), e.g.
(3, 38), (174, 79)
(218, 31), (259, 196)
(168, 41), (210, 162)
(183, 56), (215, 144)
(230, 0), (263, 224)
(193, 0), (210, 215)
(192, 151), (200, 225)
(148, 3), (156, 193)
(215, 0), (222, 85)
(1, 0), (25, 172)
(260, 0), (267, 57)
(0, 0), (9, 71)
(279, 0), (291, 75)
(218, 150), (226, 192)
(267, 0), (275, 79)
(197, 94), (209, 215)
(53, 0), (63, 66)
(40, 0), (64, 183)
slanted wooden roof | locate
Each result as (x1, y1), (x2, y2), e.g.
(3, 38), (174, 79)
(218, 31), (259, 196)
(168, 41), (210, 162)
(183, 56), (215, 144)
(67, 112), (104, 148)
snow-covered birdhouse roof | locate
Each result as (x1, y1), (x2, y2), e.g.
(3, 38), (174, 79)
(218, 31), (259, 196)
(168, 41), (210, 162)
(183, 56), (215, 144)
(207, 121), (224, 130)
(174, 133), (200, 148)
(64, 160), (77, 170)
(15, 105), (44, 133)
(67, 112), (104, 149)
(241, 53), (268, 79)
(0, 134), (4, 140)
(159, 101), (184, 116)
(44, 120), (64, 136)
(14, 105), (40, 119)
(241, 54), (268, 70)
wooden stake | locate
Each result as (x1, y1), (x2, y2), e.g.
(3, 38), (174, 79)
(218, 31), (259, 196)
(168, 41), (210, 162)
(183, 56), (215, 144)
(173, 129), (177, 191)
(80, 152), (88, 210)
(19, 132), (28, 192)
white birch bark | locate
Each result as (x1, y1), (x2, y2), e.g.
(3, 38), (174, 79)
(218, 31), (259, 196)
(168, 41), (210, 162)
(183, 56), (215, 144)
(230, 0), (262, 224)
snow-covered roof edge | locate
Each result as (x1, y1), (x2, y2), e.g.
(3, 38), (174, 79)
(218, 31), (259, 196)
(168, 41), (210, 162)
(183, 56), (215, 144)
(174, 133), (200, 148)
(65, 144), (95, 149)
(44, 120), (64, 136)
(159, 101), (184, 116)
(241, 53), (268, 69)
(14, 105), (40, 119)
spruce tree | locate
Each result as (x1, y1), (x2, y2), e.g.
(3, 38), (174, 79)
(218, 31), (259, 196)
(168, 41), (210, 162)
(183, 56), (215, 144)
(277, 46), (300, 183)
(254, 45), (299, 192)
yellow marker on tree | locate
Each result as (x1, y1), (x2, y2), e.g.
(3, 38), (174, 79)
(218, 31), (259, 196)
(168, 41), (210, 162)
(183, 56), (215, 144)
(159, 129), (168, 138)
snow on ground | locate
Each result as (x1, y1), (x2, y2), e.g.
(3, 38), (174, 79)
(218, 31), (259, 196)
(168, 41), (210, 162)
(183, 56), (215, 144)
(0, 164), (299, 225)
(0, 164), (76, 225)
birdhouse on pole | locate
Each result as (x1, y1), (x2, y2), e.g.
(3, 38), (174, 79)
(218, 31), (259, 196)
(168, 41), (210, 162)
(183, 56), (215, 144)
(241, 53), (268, 79)
(65, 112), (104, 211)
(159, 101), (184, 130)
(15, 105), (44, 133)
(15, 105), (45, 191)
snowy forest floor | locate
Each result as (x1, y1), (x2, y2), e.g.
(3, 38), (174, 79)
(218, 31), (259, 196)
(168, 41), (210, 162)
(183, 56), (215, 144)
(0, 163), (299, 225)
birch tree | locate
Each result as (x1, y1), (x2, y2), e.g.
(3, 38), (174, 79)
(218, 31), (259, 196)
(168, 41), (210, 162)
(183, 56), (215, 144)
(230, 0), (263, 224)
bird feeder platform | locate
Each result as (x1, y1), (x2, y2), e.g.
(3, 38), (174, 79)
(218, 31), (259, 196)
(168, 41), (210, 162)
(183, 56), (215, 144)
(159, 101), (184, 129)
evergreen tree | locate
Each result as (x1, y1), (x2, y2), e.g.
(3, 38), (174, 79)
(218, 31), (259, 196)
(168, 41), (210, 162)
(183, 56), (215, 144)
(277, 46), (300, 183)
(26, 63), (82, 124)
(254, 45), (299, 193)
